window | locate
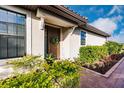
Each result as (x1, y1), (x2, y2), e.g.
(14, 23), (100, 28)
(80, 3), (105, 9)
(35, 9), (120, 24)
(0, 35), (7, 58)
(8, 12), (16, 23)
(17, 14), (25, 25)
(81, 31), (86, 45)
(8, 23), (16, 34)
(0, 22), (7, 33)
(0, 8), (26, 59)
(0, 9), (7, 22)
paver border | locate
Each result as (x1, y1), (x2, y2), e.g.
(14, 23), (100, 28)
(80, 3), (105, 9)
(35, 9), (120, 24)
(81, 57), (124, 78)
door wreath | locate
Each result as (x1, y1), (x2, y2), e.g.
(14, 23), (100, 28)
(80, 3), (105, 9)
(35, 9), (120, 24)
(50, 36), (59, 44)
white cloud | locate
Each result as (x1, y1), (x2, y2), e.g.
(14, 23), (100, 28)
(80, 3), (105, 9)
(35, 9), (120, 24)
(107, 5), (122, 16)
(109, 30), (124, 43)
(90, 17), (124, 43)
(90, 18), (117, 34)
(111, 15), (123, 22)
(119, 30), (124, 34)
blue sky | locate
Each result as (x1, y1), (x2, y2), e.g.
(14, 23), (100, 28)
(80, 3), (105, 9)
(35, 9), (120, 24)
(66, 5), (124, 43)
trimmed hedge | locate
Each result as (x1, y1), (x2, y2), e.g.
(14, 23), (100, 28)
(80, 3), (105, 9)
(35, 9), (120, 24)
(79, 46), (108, 64)
(104, 41), (123, 55)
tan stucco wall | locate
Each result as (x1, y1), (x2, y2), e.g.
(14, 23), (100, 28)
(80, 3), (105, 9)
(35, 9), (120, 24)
(60, 27), (72, 59)
(86, 31), (107, 46)
(68, 28), (107, 59)
(70, 28), (81, 59)
(60, 27), (81, 59)
(31, 14), (45, 57)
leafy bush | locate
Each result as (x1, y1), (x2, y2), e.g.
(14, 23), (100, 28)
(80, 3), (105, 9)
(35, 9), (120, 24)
(83, 53), (124, 74)
(0, 58), (80, 88)
(7, 55), (44, 69)
(79, 46), (108, 64)
(45, 54), (55, 65)
(104, 41), (123, 55)
(120, 44), (124, 53)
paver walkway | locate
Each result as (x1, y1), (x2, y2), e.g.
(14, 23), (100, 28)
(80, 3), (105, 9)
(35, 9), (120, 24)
(80, 57), (124, 88)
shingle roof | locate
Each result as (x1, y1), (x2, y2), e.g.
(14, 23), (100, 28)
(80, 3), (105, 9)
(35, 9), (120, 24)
(16, 5), (110, 37)
(18, 5), (87, 25)
(82, 24), (110, 37)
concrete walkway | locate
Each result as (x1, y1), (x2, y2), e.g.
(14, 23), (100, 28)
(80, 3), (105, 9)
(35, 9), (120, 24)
(0, 58), (28, 80)
(0, 59), (14, 79)
(80, 57), (124, 88)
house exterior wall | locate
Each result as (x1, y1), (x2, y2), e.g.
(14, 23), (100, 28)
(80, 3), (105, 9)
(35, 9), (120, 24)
(31, 15), (45, 57)
(60, 27), (72, 59)
(86, 31), (107, 46)
(70, 28), (81, 59)
(0, 6), (108, 60)
(69, 28), (107, 59)
(0, 6), (45, 58)
(60, 27), (81, 60)
(0, 6), (32, 55)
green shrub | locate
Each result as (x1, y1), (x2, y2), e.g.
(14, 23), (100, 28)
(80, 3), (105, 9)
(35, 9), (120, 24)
(120, 44), (124, 53)
(79, 46), (108, 64)
(0, 59), (80, 88)
(104, 41), (123, 55)
(45, 54), (55, 65)
(7, 55), (44, 69)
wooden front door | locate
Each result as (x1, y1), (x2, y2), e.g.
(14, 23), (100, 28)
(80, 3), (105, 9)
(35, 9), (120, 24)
(45, 25), (60, 59)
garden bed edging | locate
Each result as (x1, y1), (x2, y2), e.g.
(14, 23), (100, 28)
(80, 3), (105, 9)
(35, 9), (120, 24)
(81, 57), (124, 78)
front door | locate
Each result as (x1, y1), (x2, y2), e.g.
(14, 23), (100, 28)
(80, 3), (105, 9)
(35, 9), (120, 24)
(45, 25), (60, 59)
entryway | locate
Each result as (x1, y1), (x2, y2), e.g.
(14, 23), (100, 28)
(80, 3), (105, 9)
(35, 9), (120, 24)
(45, 25), (60, 59)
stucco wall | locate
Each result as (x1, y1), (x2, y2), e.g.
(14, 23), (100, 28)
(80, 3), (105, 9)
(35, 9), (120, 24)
(61, 27), (81, 59)
(60, 27), (72, 59)
(70, 28), (81, 59)
(86, 31), (107, 46)
(69, 28), (107, 59)
(31, 15), (45, 57)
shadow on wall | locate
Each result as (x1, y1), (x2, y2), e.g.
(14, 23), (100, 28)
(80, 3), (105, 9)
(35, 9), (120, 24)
(61, 27), (80, 41)
(72, 27), (80, 36)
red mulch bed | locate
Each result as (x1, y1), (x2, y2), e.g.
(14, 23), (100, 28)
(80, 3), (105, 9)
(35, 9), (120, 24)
(83, 54), (124, 74)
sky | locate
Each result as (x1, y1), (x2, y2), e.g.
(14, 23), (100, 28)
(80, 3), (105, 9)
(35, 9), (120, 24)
(66, 5), (124, 43)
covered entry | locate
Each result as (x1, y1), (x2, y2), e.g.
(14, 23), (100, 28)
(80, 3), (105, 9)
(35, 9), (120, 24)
(36, 7), (78, 59)
(45, 25), (60, 59)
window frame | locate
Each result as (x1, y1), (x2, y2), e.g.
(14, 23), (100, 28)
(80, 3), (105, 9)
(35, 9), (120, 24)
(80, 31), (86, 45)
(0, 8), (26, 59)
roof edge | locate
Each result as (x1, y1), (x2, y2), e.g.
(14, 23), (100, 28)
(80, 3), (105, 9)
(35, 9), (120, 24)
(82, 24), (111, 37)
(15, 5), (110, 37)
